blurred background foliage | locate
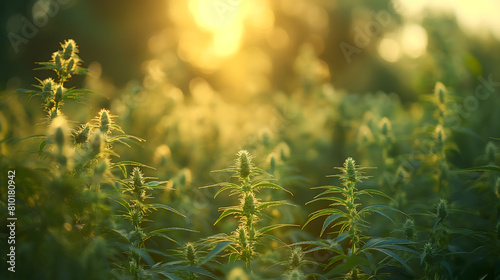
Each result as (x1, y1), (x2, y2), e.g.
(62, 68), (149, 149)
(1, 0), (500, 279)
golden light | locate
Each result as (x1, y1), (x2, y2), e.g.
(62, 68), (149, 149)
(378, 37), (401, 63)
(398, 0), (500, 39)
(188, 0), (247, 58)
(400, 24), (427, 59)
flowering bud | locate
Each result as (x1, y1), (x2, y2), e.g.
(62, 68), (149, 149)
(90, 131), (104, 156)
(289, 247), (303, 269)
(436, 199), (447, 220)
(403, 219), (415, 239)
(63, 39), (75, 60)
(379, 117), (391, 137)
(52, 52), (62, 69)
(55, 86), (64, 103)
(74, 124), (91, 144)
(344, 157), (357, 183)
(42, 78), (54, 93)
(99, 109), (111, 134)
(237, 226), (248, 247)
(243, 193), (256, 215)
(66, 58), (75, 73)
(423, 242), (435, 264)
(94, 159), (109, 175)
(50, 116), (69, 149)
(54, 126), (65, 150)
(184, 243), (197, 266)
(435, 82), (447, 105)
(237, 150), (252, 179)
(132, 167), (144, 188)
(435, 125), (445, 151)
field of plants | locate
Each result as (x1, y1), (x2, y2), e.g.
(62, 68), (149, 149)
(1, 1), (500, 279)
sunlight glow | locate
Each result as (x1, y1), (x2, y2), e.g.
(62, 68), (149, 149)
(378, 37), (401, 63)
(401, 24), (427, 59)
(397, 0), (500, 39)
(189, 0), (246, 58)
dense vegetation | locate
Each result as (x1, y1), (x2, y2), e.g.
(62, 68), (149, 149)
(1, 2), (500, 280)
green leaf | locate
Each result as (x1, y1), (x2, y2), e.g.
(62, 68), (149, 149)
(303, 208), (345, 228)
(213, 183), (240, 198)
(358, 189), (395, 202)
(320, 214), (344, 237)
(9, 134), (46, 144)
(259, 224), (296, 235)
(200, 241), (232, 265)
(128, 246), (154, 265)
(151, 204), (186, 217)
(312, 186), (345, 194)
(360, 205), (395, 223)
(370, 248), (414, 274)
(361, 205), (407, 220)
(145, 232), (178, 245)
(116, 198), (131, 212)
(257, 200), (294, 210)
(325, 255), (372, 271)
(214, 208), (241, 225)
(107, 229), (130, 242)
(111, 161), (155, 170)
(262, 234), (288, 246)
(252, 182), (293, 196)
(143, 181), (170, 189)
(39, 140), (47, 152)
(462, 165), (500, 172)
(306, 196), (347, 206)
(108, 134), (145, 144)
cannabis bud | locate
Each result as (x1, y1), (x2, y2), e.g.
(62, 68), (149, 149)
(237, 150), (252, 179)
(436, 199), (447, 220)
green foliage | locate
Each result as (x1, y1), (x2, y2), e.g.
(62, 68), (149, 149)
(301, 158), (414, 279)
(203, 150), (294, 270)
(2, 27), (500, 279)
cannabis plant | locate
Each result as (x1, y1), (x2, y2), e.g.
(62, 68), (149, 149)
(203, 150), (294, 270)
(302, 157), (416, 279)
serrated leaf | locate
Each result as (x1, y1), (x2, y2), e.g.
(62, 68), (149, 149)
(320, 214), (344, 237)
(151, 204), (185, 217)
(257, 200), (294, 210)
(107, 229), (130, 242)
(252, 182), (293, 196)
(214, 208), (241, 225)
(200, 241), (231, 265)
(259, 224), (296, 235)
(116, 198), (131, 212)
(370, 248), (414, 274)
(262, 233), (288, 246)
(213, 183), (240, 198)
(304, 208), (345, 228)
